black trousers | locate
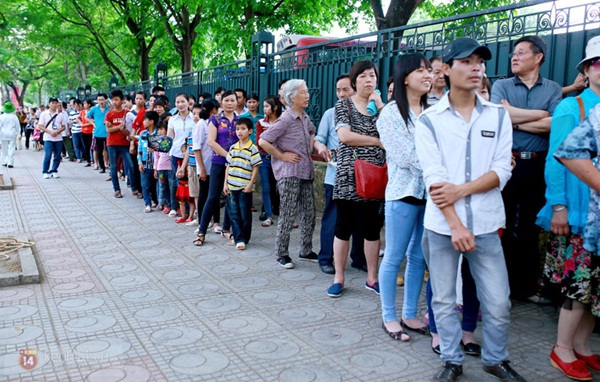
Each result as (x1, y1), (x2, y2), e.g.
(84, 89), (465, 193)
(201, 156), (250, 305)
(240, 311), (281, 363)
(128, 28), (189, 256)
(501, 154), (546, 300)
(95, 137), (107, 170)
(81, 133), (92, 163)
(24, 129), (33, 149)
(130, 152), (142, 193)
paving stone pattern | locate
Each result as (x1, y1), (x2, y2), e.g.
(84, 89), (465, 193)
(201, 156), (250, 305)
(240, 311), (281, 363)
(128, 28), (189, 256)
(0, 149), (598, 381)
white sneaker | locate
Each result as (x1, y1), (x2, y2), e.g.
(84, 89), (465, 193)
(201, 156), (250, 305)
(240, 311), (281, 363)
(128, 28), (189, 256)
(168, 210), (177, 217)
(43, 173), (50, 179)
(144, 206), (152, 213)
(185, 219), (198, 226)
(213, 225), (223, 234)
(51, 173), (60, 178)
(194, 228), (200, 235)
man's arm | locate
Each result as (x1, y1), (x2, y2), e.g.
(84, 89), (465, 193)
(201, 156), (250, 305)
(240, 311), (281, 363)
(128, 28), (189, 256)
(429, 172), (500, 209)
(500, 101), (550, 125)
(514, 116), (552, 134)
(439, 204), (476, 252)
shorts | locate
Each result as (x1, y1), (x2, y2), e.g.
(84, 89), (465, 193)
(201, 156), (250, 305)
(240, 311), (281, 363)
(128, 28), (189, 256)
(188, 166), (199, 198)
(334, 199), (383, 242)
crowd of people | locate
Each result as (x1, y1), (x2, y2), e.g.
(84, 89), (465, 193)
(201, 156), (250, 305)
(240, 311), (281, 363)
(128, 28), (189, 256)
(1, 34), (600, 382)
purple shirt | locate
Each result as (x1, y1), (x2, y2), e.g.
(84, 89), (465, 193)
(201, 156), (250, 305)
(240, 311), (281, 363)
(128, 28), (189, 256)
(260, 108), (316, 181)
(209, 112), (239, 165)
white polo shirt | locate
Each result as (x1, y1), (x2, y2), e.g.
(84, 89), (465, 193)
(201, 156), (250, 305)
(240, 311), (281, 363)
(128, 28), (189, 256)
(38, 110), (67, 143)
(415, 93), (513, 236)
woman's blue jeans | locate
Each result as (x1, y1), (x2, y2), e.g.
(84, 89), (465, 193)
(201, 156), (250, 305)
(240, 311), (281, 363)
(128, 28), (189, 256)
(198, 163), (230, 235)
(379, 200), (426, 322)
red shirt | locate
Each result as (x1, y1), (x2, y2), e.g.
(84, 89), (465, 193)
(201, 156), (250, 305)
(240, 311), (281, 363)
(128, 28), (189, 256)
(105, 109), (129, 146)
(132, 108), (147, 134)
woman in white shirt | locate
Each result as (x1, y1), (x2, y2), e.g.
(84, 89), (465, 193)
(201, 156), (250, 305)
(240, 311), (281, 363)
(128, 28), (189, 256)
(376, 53), (432, 341)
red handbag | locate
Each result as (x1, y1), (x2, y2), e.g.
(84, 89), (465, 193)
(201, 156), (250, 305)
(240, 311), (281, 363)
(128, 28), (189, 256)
(354, 157), (387, 199)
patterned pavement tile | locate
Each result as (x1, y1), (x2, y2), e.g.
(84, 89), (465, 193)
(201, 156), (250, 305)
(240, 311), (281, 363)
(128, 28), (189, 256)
(1, 149), (600, 382)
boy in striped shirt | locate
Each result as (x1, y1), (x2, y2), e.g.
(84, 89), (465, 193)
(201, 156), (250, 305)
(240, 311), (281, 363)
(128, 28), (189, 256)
(224, 118), (262, 250)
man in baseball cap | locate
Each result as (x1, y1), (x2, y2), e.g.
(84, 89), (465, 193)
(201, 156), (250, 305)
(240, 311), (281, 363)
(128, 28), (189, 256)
(415, 38), (526, 382)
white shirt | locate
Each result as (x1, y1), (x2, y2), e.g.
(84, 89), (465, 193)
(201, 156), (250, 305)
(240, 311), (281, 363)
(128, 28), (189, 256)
(168, 112), (194, 158)
(377, 101), (425, 201)
(38, 110), (67, 142)
(0, 113), (20, 140)
(60, 111), (69, 137)
(192, 119), (213, 174)
(414, 93), (513, 236)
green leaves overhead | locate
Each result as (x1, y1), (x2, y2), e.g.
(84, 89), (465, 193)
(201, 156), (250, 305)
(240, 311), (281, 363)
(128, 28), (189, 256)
(0, 0), (515, 105)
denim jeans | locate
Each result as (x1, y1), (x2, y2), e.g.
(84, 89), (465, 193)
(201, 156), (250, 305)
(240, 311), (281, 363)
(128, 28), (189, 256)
(170, 156), (182, 209)
(42, 140), (63, 174)
(198, 163), (230, 235)
(258, 153), (274, 218)
(378, 200), (426, 322)
(140, 167), (158, 207)
(198, 175), (220, 225)
(427, 257), (481, 334)
(227, 190), (253, 244)
(158, 170), (174, 209)
(422, 229), (511, 366)
(71, 132), (84, 160)
(318, 184), (366, 267)
(108, 145), (136, 193)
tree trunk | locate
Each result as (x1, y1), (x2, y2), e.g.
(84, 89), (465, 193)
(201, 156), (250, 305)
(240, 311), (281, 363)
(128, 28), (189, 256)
(181, 38), (193, 73)
(370, 0), (424, 30)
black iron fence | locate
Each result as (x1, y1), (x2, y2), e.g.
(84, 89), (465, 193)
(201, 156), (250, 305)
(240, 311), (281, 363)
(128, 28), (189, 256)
(75, 0), (599, 123)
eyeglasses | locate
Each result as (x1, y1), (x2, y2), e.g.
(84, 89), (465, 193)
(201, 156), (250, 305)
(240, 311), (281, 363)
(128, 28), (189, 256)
(510, 50), (532, 58)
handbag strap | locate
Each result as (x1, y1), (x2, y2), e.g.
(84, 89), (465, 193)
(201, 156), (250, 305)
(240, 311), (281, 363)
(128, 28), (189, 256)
(575, 96), (585, 122)
(45, 113), (58, 129)
(345, 98), (360, 160)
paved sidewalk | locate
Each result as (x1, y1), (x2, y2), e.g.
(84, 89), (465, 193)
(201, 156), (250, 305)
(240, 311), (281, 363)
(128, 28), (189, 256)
(0, 148), (597, 381)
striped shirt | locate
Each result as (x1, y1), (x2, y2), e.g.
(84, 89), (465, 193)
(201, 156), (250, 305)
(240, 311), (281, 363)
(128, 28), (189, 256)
(226, 140), (262, 190)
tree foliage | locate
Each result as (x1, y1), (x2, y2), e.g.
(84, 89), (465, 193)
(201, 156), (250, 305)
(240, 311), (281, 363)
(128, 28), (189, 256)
(0, 0), (515, 106)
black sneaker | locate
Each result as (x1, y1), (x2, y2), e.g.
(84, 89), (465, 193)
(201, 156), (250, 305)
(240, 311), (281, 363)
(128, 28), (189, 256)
(299, 252), (318, 262)
(433, 362), (463, 382)
(483, 361), (526, 382)
(259, 212), (267, 221)
(277, 256), (294, 269)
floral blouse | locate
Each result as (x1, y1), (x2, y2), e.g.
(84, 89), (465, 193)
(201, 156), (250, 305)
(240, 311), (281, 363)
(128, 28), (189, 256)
(376, 101), (425, 202)
(554, 103), (600, 253)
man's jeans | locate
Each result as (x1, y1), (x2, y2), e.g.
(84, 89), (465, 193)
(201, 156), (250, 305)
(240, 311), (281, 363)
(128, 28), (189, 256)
(318, 184), (365, 267)
(227, 190), (253, 244)
(378, 200), (426, 322)
(140, 167), (158, 207)
(258, 153), (274, 219)
(72, 132), (84, 161)
(422, 229), (510, 366)
(43, 140), (63, 174)
(108, 145), (135, 193)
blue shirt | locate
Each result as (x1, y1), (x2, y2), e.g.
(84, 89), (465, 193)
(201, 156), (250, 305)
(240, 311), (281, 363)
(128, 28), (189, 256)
(536, 88), (600, 235)
(137, 130), (156, 169)
(87, 105), (109, 138)
(314, 107), (338, 186)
